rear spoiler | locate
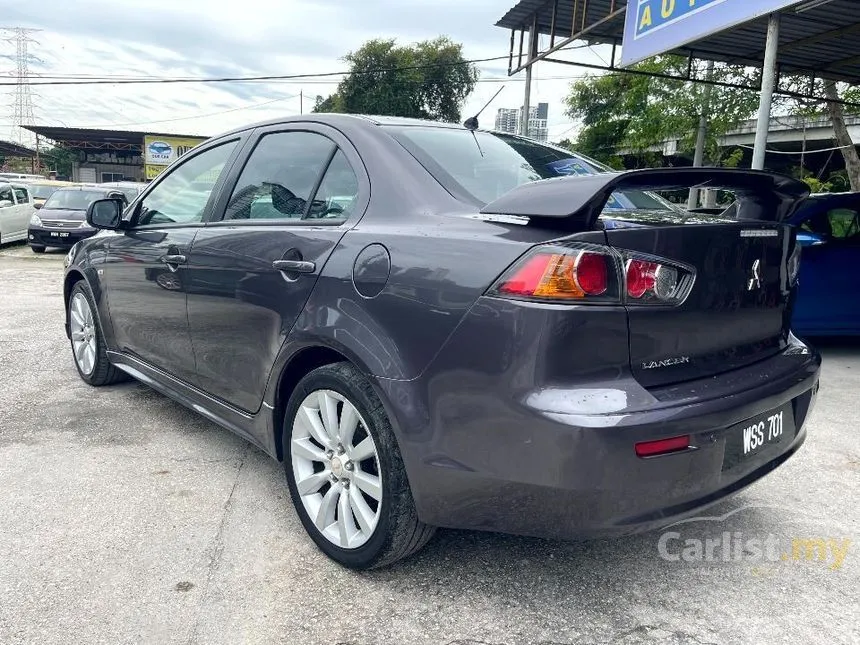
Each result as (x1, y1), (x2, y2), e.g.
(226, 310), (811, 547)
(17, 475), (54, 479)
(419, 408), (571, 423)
(479, 168), (810, 230)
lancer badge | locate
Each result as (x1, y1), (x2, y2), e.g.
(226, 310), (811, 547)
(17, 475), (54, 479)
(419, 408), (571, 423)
(747, 259), (762, 291)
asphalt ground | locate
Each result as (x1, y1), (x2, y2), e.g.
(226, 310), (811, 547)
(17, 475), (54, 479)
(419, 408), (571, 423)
(0, 241), (858, 645)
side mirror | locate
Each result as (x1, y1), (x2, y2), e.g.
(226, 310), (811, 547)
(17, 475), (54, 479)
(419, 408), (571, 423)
(797, 231), (826, 248)
(86, 198), (124, 230)
(33, 202), (43, 209)
(0, 199), (12, 208)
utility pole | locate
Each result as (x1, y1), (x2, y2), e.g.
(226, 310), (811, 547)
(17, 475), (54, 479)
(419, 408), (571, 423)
(751, 14), (780, 170)
(1, 27), (41, 146)
(300, 90), (303, 115)
(687, 60), (715, 211)
(520, 16), (537, 137)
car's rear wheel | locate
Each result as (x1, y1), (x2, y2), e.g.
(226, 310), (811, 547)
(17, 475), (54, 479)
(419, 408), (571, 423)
(68, 282), (125, 386)
(30, 245), (46, 254)
(283, 362), (435, 569)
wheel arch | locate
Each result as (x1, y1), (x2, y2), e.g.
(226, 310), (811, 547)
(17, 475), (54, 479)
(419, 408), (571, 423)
(270, 341), (405, 463)
(63, 269), (86, 339)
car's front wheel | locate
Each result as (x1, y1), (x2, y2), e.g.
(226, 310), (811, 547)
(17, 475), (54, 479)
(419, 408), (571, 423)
(68, 282), (125, 386)
(283, 362), (435, 569)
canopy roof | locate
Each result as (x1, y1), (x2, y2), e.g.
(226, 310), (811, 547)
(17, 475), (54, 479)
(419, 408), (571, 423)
(497, 0), (860, 84)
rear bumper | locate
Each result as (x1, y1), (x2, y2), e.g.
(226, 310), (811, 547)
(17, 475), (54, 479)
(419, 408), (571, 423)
(377, 303), (821, 539)
(28, 227), (95, 248)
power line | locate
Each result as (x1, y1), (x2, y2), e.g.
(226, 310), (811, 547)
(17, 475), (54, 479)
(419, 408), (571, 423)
(0, 55), (513, 86)
(0, 42), (598, 87)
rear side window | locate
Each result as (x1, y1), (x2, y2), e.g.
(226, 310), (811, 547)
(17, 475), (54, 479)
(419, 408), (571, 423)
(224, 131), (337, 221)
(388, 126), (673, 211)
(802, 207), (860, 243)
(305, 150), (360, 221)
(13, 187), (29, 203)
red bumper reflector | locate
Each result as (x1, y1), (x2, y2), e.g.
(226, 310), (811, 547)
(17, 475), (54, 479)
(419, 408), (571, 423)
(635, 435), (690, 457)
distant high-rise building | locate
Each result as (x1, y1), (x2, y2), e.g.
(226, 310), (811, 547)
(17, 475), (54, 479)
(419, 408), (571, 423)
(494, 108), (519, 134)
(494, 103), (549, 141)
(520, 102), (549, 142)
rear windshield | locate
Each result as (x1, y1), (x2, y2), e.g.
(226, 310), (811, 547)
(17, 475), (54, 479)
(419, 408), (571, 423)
(387, 127), (673, 211)
(30, 185), (61, 199)
(43, 189), (107, 211)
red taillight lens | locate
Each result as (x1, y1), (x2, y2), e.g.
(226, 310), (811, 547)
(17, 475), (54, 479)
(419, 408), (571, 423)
(491, 245), (692, 306)
(635, 435), (690, 457)
(624, 256), (688, 304)
(493, 247), (617, 302)
(626, 259), (658, 299)
(574, 252), (608, 295)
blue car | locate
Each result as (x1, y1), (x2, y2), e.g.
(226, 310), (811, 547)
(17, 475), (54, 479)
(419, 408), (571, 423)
(790, 192), (860, 336)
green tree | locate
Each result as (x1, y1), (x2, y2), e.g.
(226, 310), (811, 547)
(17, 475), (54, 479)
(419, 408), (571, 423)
(40, 146), (76, 177)
(313, 37), (478, 122)
(564, 56), (760, 167)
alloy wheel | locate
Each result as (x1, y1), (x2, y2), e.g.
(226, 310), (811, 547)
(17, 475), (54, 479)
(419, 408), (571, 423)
(70, 292), (97, 376)
(290, 389), (382, 549)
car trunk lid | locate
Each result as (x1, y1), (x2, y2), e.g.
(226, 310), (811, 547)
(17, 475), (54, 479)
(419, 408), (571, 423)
(481, 168), (809, 388)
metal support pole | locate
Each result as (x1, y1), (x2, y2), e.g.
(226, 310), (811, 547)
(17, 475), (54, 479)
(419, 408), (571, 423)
(752, 13), (780, 170)
(520, 17), (537, 137)
(687, 60), (714, 210)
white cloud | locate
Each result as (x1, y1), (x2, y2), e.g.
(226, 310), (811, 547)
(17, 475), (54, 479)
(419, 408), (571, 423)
(1, 0), (613, 144)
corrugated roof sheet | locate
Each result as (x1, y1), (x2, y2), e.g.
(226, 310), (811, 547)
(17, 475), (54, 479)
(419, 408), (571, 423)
(496, 0), (860, 83)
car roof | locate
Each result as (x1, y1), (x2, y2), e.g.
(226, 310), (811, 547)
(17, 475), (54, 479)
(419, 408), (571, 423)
(54, 185), (117, 193)
(210, 113), (470, 140)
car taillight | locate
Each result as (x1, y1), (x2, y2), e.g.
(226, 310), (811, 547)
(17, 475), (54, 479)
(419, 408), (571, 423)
(491, 245), (618, 303)
(490, 244), (694, 306)
(623, 255), (693, 305)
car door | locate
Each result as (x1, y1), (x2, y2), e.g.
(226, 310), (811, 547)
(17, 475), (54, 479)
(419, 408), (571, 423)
(185, 125), (368, 413)
(0, 185), (15, 242)
(102, 138), (242, 384)
(793, 205), (860, 334)
(11, 185), (33, 239)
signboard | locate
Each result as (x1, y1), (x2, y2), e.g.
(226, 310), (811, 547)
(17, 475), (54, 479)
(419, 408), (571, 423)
(143, 135), (207, 180)
(620, 0), (806, 67)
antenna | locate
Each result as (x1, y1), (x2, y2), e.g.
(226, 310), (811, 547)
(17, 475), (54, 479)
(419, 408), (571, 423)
(463, 85), (506, 131)
(1, 27), (41, 146)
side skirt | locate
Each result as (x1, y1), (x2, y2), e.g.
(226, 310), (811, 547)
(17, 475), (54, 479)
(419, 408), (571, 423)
(106, 350), (279, 459)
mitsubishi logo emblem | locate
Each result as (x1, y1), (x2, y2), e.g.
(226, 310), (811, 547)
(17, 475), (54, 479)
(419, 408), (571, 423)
(747, 259), (762, 291)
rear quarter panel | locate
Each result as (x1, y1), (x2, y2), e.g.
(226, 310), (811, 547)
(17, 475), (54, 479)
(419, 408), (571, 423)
(286, 216), (602, 381)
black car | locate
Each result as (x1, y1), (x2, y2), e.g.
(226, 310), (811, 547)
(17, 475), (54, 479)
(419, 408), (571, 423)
(29, 186), (127, 253)
(64, 114), (821, 569)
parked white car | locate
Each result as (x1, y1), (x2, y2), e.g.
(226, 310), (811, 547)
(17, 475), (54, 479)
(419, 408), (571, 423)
(0, 182), (35, 245)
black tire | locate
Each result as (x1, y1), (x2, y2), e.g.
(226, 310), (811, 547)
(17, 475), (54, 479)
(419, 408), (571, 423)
(30, 245), (46, 254)
(283, 362), (435, 569)
(68, 281), (126, 386)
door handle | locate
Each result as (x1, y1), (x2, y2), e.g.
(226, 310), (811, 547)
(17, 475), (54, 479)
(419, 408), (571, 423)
(272, 259), (315, 273)
(160, 254), (186, 272)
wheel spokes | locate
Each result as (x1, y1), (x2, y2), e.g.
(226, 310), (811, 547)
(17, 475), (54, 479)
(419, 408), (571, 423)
(352, 471), (382, 501)
(318, 391), (341, 445)
(314, 486), (339, 531)
(296, 469), (330, 495)
(298, 404), (333, 450)
(350, 437), (375, 463)
(291, 389), (382, 550)
(349, 485), (375, 535)
(338, 403), (358, 448)
(337, 486), (357, 547)
(292, 437), (326, 462)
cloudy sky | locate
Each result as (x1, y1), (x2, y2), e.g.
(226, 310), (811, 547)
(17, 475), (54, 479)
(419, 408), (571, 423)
(1, 0), (614, 145)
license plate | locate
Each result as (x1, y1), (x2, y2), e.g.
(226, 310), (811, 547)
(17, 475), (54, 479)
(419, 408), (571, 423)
(49, 232), (70, 238)
(722, 403), (796, 471)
